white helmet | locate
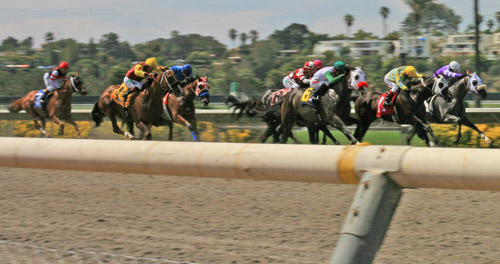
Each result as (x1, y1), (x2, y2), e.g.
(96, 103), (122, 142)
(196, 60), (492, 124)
(449, 61), (460, 72)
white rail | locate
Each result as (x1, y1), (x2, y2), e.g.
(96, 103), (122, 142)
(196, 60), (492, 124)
(0, 137), (498, 191)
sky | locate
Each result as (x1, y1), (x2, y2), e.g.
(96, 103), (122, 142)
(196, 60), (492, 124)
(0, 0), (498, 48)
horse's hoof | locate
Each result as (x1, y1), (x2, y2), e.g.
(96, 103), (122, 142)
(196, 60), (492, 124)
(124, 132), (134, 140)
(485, 138), (492, 144)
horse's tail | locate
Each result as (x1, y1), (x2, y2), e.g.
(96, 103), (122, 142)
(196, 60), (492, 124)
(8, 98), (23, 113)
(225, 95), (257, 119)
(91, 102), (104, 127)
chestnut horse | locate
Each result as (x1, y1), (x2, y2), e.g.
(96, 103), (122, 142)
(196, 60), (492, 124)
(8, 74), (87, 138)
(91, 70), (177, 140)
(195, 75), (211, 108)
(162, 77), (201, 141)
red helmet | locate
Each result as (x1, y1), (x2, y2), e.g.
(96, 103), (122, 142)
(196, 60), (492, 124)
(304, 61), (315, 69)
(313, 60), (323, 69)
(59, 61), (69, 69)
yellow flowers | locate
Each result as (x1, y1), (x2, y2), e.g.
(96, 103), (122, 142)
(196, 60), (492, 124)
(431, 124), (498, 148)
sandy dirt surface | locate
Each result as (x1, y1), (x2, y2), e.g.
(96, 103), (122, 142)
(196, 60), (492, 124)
(0, 167), (499, 264)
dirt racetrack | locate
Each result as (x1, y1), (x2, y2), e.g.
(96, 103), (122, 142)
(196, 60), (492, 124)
(0, 167), (499, 264)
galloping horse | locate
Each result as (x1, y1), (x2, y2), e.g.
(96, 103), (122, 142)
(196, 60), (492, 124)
(161, 77), (201, 141)
(280, 66), (369, 144)
(8, 74), (87, 138)
(225, 89), (300, 143)
(408, 72), (490, 145)
(91, 70), (177, 140)
(354, 76), (452, 146)
(195, 76), (211, 108)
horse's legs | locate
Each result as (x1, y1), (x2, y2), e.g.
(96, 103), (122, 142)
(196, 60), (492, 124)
(168, 122), (174, 141)
(307, 126), (318, 144)
(260, 123), (276, 143)
(135, 121), (152, 140)
(110, 114), (134, 139)
(406, 126), (417, 145)
(458, 117), (491, 144)
(66, 118), (82, 138)
(174, 115), (197, 141)
(412, 115), (439, 147)
(454, 123), (462, 144)
(330, 116), (358, 144)
(49, 115), (65, 136)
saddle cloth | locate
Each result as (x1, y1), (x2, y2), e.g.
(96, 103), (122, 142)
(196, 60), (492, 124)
(376, 92), (396, 118)
(270, 88), (291, 106)
(112, 84), (130, 107)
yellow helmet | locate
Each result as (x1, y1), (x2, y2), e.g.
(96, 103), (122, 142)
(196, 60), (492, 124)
(404, 66), (422, 77)
(145, 57), (158, 68)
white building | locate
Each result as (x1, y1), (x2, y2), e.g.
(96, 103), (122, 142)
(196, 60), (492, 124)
(440, 34), (493, 57)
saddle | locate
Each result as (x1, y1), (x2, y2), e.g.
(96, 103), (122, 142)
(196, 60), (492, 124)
(270, 88), (290, 106)
(376, 92), (398, 118)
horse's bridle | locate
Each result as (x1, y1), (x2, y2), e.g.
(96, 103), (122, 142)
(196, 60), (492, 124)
(67, 77), (81, 93)
(152, 70), (175, 92)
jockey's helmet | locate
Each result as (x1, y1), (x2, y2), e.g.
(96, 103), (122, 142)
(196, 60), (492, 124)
(333, 61), (346, 71)
(304, 61), (315, 69)
(313, 60), (323, 69)
(183, 64), (192, 75)
(59, 61), (69, 69)
(449, 61), (460, 72)
(404, 66), (422, 77)
(145, 57), (158, 69)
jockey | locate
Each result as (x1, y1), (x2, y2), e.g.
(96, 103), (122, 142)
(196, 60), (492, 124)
(313, 59), (323, 70)
(40, 61), (69, 104)
(310, 61), (347, 102)
(122, 57), (165, 106)
(383, 66), (423, 107)
(434, 60), (464, 84)
(282, 61), (316, 90)
(171, 64), (193, 83)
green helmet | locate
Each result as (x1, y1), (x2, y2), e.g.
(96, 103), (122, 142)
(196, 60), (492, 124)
(333, 61), (346, 71)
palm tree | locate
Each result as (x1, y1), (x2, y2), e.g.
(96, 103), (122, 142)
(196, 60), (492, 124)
(496, 11), (500, 32)
(229, 29), (237, 48)
(379, 7), (390, 37)
(45, 32), (55, 43)
(249, 30), (258, 44)
(344, 14), (354, 38)
(487, 19), (494, 33)
(240, 33), (248, 46)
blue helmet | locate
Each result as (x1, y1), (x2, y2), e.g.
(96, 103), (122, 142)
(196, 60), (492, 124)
(182, 64), (192, 75)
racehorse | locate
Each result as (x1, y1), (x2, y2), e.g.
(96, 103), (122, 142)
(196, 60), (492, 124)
(407, 72), (490, 145)
(280, 66), (369, 145)
(225, 90), (300, 143)
(354, 76), (453, 146)
(161, 77), (201, 141)
(8, 74), (87, 138)
(195, 75), (211, 108)
(91, 70), (177, 140)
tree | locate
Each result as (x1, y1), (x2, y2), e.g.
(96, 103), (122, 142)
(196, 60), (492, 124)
(496, 11), (500, 32)
(240, 33), (248, 46)
(45, 32), (55, 43)
(1, 37), (19, 51)
(20, 37), (33, 48)
(353, 29), (378, 40)
(379, 7), (390, 37)
(344, 14), (354, 38)
(249, 30), (258, 44)
(403, 0), (461, 35)
(171, 30), (180, 39)
(269, 23), (310, 50)
(487, 19), (495, 33)
(229, 29), (237, 48)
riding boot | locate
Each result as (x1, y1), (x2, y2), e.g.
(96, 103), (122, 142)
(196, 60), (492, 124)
(122, 89), (132, 105)
(384, 91), (396, 107)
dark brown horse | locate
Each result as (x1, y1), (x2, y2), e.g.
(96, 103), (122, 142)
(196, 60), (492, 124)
(225, 89), (300, 143)
(354, 76), (453, 146)
(408, 72), (490, 145)
(91, 70), (177, 140)
(161, 77), (201, 141)
(280, 66), (369, 144)
(8, 74), (87, 138)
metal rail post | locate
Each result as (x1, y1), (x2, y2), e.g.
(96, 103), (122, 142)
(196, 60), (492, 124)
(330, 171), (402, 264)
